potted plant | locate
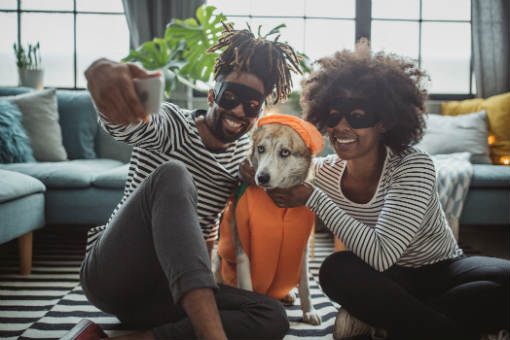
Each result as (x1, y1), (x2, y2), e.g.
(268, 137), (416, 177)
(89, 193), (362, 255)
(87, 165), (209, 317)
(122, 5), (227, 108)
(13, 42), (44, 89)
(122, 5), (308, 110)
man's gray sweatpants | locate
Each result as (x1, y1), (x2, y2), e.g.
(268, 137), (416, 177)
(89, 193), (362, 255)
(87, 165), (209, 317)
(80, 160), (289, 339)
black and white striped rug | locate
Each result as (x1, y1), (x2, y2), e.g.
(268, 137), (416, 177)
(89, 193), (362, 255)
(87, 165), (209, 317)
(0, 227), (340, 340)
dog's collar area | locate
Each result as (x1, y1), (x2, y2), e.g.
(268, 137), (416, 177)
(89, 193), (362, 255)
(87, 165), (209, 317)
(213, 82), (264, 118)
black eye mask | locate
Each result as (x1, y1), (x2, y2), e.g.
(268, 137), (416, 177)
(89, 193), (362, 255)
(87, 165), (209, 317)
(326, 98), (380, 129)
(213, 82), (265, 118)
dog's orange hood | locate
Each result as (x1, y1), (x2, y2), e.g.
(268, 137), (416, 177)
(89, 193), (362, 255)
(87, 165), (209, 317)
(258, 114), (324, 155)
(218, 185), (314, 300)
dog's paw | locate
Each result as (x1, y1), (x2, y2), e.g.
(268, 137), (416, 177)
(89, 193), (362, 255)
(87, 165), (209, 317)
(302, 310), (322, 325)
(281, 291), (296, 306)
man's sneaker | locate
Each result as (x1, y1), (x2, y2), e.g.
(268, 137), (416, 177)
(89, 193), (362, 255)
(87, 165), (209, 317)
(333, 308), (387, 340)
(60, 319), (108, 340)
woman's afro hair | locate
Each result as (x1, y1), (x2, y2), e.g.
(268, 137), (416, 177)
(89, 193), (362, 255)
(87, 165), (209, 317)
(300, 38), (429, 153)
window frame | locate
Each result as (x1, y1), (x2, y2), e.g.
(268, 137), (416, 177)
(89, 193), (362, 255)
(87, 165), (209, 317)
(361, 0), (474, 100)
(1, 0), (125, 89)
(211, 0), (474, 100)
(2, 0), (474, 99)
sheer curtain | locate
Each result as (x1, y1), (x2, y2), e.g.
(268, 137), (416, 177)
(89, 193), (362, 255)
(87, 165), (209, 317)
(122, 0), (205, 108)
(122, 0), (204, 49)
(471, 0), (509, 97)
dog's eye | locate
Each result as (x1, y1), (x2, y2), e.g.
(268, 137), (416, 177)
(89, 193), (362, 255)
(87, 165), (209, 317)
(280, 149), (291, 158)
(257, 145), (265, 153)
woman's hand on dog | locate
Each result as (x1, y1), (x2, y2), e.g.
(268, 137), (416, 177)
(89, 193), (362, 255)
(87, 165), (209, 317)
(239, 159), (256, 185)
(267, 183), (315, 208)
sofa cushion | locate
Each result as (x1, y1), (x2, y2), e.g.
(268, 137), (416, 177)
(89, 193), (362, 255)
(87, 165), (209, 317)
(3, 89), (68, 161)
(93, 164), (129, 189)
(0, 159), (124, 189)
(57, 90), (98, 160)
(46, 188), (123, 225)
(0, 87), (99, 160)
(0, 169), (46, 203)
(461, 189), (509, 225)
(417, 111), (491, 164)
(96, 127), (133, 163)
(0, 100), (36, 163)
(470, 165), (510, 189)
(0, 87), (32, 97)
(442, 92), (510, 165)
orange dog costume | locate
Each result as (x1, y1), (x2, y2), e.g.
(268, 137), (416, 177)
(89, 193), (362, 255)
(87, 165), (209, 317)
(217, 115), (323, 300)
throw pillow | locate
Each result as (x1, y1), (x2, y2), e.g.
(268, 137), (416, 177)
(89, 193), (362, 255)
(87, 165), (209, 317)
(416, 110), (491, 164)
(441, 92), (510, 164)
(57, 90), (98, 159)
(4, 88), (68, 162)
(0, 100), (36, 163)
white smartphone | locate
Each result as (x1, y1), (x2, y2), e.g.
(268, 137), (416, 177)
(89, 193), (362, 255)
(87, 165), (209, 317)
(133, 76), (164, 115)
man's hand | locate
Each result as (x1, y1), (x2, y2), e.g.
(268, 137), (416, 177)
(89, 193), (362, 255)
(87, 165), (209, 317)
(239, 159), (256, 185)
(84, 58), (160, 125)
(267, 183), (315, 208)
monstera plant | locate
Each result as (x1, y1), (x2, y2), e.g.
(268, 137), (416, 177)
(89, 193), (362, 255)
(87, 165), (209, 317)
(122, 5), (227, 96)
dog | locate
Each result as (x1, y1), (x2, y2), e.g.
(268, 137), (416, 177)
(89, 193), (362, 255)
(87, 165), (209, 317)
(213, 114), (323, 325)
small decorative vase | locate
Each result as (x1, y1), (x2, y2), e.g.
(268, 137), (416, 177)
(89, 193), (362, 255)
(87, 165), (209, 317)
(18, 68), (44, 90)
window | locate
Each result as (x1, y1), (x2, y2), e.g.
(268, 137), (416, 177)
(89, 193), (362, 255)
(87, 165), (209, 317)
(207, 0), (356, 91)
(371, 0), (473, 97)
(207, 0), (473, 98)
(0, 0), (129, 88)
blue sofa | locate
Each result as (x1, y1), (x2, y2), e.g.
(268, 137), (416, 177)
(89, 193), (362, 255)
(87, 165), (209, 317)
(423, 101), (509, 226)
(460, 165), (509, 225)
(0, 169), (45, 274)
(1, 86), (508, 274)
(0, 86), (131, 274)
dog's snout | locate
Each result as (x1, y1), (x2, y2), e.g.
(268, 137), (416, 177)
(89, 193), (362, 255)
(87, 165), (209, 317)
(257, 173), (270, 184)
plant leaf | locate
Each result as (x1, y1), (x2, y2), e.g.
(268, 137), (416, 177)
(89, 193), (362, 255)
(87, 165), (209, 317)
(166, 5), (228, 84)
(263, 24), (286, 39)
(122, 5), (229, 94)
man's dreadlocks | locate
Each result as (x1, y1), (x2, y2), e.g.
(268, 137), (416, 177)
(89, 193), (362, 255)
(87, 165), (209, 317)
(207, 23), (302, 104)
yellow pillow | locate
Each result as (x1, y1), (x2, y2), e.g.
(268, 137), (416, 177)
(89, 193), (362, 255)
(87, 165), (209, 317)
(442, 92), (510, 165)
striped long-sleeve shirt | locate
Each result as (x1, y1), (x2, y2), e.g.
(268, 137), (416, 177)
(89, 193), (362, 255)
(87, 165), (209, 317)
(99, 102), (251, 241)
(306, 146), (463, 272)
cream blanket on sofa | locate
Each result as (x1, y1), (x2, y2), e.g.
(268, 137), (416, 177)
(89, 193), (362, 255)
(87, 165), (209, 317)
(431, 152), (474, 240)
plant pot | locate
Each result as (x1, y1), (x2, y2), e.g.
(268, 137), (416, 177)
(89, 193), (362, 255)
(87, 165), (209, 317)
(18, 68), (44, 89)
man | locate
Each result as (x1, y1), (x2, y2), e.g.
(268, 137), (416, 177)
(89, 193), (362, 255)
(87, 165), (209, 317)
(62, 25), (302, 340)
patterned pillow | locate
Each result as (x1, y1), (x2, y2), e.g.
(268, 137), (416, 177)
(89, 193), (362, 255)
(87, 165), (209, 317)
(0, 100), (36, 163)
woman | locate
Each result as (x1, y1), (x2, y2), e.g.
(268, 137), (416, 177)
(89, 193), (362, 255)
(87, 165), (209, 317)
(258, 40), (510, 340)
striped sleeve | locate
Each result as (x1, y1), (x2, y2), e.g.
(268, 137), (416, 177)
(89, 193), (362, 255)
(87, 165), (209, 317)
(306, 153), (437, 271)
(98, 102), (184, 154)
